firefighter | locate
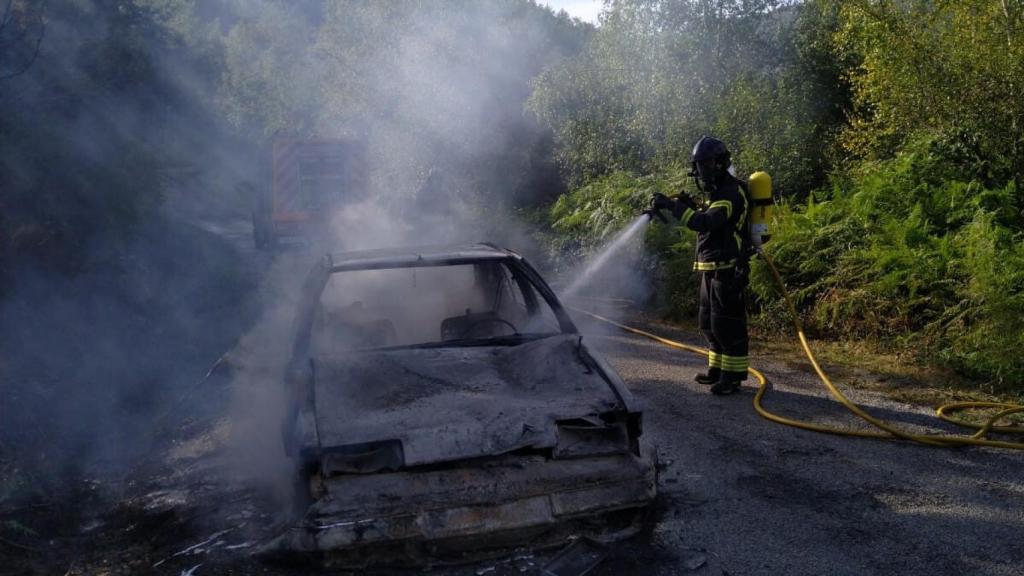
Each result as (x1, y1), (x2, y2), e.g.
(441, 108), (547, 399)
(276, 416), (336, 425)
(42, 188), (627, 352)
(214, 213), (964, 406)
(651, 136), (749, 395)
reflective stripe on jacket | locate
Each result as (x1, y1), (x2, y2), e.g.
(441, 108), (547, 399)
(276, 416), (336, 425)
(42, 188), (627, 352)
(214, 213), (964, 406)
(678, 176), (747, 268)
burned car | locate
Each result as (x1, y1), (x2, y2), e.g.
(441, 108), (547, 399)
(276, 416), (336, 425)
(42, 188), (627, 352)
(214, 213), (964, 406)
(266, 244), (656, 564)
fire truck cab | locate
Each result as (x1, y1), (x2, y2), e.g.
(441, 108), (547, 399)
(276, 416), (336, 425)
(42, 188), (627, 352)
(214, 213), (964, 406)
(252, 136), (367, 249)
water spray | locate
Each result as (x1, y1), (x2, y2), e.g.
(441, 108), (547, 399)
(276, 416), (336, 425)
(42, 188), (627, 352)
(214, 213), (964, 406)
(561, 214), (653, 298)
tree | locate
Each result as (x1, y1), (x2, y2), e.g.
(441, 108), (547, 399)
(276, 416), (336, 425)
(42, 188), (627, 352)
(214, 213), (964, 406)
(214, 0), (590, 208)
(528, 0), (841, 195)
(0, 0), (226, 283)
(834, 0), (1024, 213)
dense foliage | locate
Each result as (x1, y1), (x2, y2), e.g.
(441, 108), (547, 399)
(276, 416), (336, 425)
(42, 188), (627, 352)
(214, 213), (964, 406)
(3, 0), (1022, 388)
(757, 141), (1024, 382)
(0, 0), (591, 291)
(205, 0), (589, 209)
(1, 0), (201, 282)
(528, 0), (846, 197)
(532, 0), (1024, 387)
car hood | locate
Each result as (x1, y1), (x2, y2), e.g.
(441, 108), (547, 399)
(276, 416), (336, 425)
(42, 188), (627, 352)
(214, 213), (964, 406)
(311, 334), (623, 467)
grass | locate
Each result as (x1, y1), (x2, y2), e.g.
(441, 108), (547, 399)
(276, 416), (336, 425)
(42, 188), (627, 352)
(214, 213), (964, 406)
(749, 326), (1024, 427)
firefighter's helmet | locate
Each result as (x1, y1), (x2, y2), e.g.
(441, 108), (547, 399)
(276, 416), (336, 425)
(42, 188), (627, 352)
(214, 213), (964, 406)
(691, 136), (731, 184)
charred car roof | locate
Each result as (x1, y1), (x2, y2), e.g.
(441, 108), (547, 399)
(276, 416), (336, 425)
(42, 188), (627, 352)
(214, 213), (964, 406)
(325, 242), (521, 271)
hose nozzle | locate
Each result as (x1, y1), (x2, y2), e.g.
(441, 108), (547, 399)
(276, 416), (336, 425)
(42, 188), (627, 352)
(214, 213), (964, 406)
(642, 208), (668, 223)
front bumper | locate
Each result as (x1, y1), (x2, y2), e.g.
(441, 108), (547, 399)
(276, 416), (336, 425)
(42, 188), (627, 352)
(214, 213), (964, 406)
(261, 450), (656, 564)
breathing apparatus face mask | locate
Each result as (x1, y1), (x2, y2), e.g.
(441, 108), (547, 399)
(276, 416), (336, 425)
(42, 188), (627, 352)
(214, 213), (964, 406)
(691, 157), (723, 194)
(695, 158), (718, 181)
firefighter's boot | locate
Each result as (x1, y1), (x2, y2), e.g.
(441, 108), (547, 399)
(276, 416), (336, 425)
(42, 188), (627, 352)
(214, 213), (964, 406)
(710, 372), (744, 395)
(695, 367), (721, 385)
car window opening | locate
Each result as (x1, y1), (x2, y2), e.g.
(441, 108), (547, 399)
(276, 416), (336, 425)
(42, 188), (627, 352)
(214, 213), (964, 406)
(312, 262), (562, 353)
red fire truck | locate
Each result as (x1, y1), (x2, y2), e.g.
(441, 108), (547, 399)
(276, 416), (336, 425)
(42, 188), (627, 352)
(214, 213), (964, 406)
(252, 136), (367, 249)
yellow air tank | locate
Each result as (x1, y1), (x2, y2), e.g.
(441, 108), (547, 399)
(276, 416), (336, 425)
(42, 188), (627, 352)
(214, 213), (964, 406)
(748, 171), (773, 247)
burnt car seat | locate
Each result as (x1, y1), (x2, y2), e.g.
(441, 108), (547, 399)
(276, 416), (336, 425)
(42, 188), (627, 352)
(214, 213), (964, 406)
(440, 310), (517, 341)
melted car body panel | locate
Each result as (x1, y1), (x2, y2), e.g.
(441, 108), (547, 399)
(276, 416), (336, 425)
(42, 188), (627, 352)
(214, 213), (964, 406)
(312, 335), (620, 466)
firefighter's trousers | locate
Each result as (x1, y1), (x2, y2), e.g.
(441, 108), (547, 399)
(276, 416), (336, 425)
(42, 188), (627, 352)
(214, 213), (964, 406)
(698, 269), (749, 379)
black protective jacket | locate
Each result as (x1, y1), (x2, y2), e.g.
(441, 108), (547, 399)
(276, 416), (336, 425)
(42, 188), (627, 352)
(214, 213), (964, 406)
(677, 176), (748, 269)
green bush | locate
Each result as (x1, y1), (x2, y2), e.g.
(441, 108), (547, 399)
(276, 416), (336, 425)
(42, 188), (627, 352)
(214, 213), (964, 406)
(754, 140), (1024, 386)
(549, 171), (660, 254)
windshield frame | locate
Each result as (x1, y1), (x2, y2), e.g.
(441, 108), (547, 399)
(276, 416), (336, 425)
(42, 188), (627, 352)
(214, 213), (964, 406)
(292, 254), (577, 358)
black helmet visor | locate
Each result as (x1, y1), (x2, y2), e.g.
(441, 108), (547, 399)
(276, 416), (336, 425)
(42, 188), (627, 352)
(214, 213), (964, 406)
(694, 157), (718, 181)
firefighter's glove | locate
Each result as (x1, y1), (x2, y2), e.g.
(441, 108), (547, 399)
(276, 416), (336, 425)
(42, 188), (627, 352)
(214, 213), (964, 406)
(650, 193), (674, 212)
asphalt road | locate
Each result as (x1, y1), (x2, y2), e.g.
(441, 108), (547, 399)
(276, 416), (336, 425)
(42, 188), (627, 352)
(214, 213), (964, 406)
(571, 309), (1024, 576)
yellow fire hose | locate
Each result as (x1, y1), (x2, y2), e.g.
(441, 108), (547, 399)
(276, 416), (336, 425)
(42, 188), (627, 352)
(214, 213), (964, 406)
(570, 249), (1024, 450)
